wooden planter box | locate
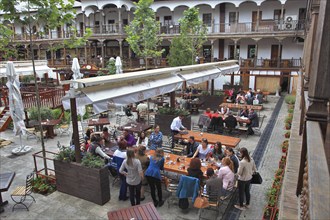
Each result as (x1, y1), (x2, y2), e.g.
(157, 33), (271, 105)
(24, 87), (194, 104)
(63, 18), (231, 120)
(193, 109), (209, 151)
(263, 206), (276, 220)
(155, 114), (191, 136)
(199, 95), (224, 111)
(54, 160), (110, 205)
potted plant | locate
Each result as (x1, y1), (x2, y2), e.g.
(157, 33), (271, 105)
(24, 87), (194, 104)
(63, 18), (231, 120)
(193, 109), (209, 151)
(282, 144), (288, 153)
(54, 144), (110, 205)
(273, 208), (279, 220)
(268, 195), (277, 207)
(272, 177), (282, 190)
(155, 107), (191, 136)
(285, 123), (291, 130)
(284, 131), (290, 138)
(279, 156), (287, 168)
(275, 168), (284, 179)
(263, 206), (275, 220)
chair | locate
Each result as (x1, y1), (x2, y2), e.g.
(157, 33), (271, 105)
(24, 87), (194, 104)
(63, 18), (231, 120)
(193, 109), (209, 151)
(172, 144), (186, 155)
(164, 177), (179, 208)
(162, 136), (173, 154)
(11, 172), (36, 211)
(58, 124), (70, 136)
(253, 115), (266, 136)
(25, 128), (37, 140)
(107, 156), (125, 186)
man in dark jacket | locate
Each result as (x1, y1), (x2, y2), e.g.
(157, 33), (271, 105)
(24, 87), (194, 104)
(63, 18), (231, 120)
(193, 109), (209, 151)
(247, 109), (259, 135)
(186, 136), (199, 157)
(224, 111), (238, 133)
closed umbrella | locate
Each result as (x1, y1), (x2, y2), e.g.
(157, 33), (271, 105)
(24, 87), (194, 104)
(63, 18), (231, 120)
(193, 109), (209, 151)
(71, 58), (85, 117)
(115, 56), (123, 74)
(5, 61), (32, 155)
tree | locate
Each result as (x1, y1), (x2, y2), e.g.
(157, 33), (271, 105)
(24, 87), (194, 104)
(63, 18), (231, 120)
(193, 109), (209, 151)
(125, 0), (164, 70)
(0, 0), (90, 170)
(168, 7), (207, 67)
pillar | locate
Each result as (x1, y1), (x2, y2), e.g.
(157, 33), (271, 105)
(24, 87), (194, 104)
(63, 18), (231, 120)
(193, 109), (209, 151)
(63, 47), (67, 65)
(280, 4), (284, 28)
(99, 10), (103, 34)
(256, 6), (260, 31)
(211, 9), (215, 33)
(118, 7), (122, 34)
(235, 7), (239, 32)
(234, 39), (238, 59)
(118, 39), (123, 58)
(82, 11), (86, 35)
(210, 39), (214, 62)
(277, 39), (282, 68)
(100, 39), (105, 68)
(84, 42), (88, 64)
(128, 45), (132, 68)
(37, 44), (41, 60)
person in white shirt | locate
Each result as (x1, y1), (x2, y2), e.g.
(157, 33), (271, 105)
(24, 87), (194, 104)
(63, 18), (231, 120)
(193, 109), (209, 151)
(170, 115), (186, 148)
(136, 131), (149, 148)
(136, 101), (148, 121)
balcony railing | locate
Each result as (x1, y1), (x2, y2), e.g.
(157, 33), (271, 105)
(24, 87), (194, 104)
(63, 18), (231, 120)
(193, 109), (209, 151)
(240, 58), (301, 69)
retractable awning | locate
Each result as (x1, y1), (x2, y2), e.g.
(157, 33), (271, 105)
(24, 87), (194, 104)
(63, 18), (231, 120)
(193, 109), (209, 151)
(0, 60), (55, 78)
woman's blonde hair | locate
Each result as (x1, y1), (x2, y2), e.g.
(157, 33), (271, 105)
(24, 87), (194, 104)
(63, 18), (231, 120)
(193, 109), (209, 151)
(126, 148), (135, 166)
(222, 157), (234, 173)
(155, 148), (164, 161)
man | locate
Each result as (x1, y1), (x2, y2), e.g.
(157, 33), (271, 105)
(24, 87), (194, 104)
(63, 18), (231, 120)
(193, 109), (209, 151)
(186, 136), (199, 157)
(136, 101), (148, 121)
(88, 134), (110, 160)
(170, 115), (186, 148)
(247, 109), (259, 135)
(121, 130), (136, 147)
(224, 111), (238, 133)
(205, 168), (223, 202)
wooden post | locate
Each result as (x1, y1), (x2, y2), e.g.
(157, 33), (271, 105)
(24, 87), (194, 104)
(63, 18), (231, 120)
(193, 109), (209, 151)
(70, 93), (81, 163)
(211, 79), (215, 95)
(170, 91), (175, 109)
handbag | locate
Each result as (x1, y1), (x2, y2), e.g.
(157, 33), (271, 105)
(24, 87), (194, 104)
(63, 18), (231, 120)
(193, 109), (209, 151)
(251, 172), (263, 184)
(193, 196), (209, 209)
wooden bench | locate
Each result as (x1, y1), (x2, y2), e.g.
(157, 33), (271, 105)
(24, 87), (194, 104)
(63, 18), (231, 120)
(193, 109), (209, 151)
(107, 202), (161, 220)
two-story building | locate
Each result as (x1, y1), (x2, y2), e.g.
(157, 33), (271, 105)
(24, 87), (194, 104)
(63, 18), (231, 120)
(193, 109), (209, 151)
(1, 0), (306, 93)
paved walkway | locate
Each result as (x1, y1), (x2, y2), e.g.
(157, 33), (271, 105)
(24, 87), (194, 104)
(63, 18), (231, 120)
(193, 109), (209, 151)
(0, 96), (282, 220)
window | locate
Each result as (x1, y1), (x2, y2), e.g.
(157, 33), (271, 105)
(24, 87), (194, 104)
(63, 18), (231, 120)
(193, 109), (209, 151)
(248, 45), (256, 58)
(108, 20), (115, 24)
(229, 12), (238, 23)
(164, 16), (172, 25)
(123, 19), (128, 25)
(203, 13), (212, 26)
(95, 21), (100, 26)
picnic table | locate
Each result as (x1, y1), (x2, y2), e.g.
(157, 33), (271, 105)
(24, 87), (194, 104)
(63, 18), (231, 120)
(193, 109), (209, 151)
(220, 103), (263, 111)
(107, 202), (161, 220)
(218, 114), (250, 124)
(0, 172), (15, 213)
(88, 118), (110, 131)
(31, 119), (61, 138)
(174, 130), (241, 148)
(120, 122), (152, 134)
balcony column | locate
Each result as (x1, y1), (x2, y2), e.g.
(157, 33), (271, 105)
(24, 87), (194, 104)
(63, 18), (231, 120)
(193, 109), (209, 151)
(36, 44), (41, 60)
(84, 42), (88, 64)
(256, 6), (260, 31)
(118, 7), (122, 34)
(280, 4), (284, 28)
(210, 39), (214, 62)
(99, 10), (103, 34)
(48, 28), (51, 39)
(211, 9), (215, 33)
(63, 47), (67, 65)
(118, 39), (123, 58)
(128, 45), (132, 68)
(235, 7), (239, 32)
(234, 39), (238, 60)
(253, 38), (261, 67)
(99, 39), (105, 68)
(275, 37), (284, 68)
(82, 11), (86, 35)
(50, 44), (54, 66)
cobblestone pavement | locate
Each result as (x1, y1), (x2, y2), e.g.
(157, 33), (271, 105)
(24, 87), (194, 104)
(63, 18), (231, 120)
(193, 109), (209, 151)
(0, 96), (281, 220)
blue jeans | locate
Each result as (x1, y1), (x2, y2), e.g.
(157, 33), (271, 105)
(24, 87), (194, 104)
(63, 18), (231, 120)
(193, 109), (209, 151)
(119, 174), (127, 200)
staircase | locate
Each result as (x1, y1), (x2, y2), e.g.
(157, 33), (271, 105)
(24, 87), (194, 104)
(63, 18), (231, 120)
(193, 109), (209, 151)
(0, 107), (12, 132)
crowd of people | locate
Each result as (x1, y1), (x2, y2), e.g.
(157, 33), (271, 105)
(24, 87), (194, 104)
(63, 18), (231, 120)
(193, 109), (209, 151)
(226, 88), (265, 105)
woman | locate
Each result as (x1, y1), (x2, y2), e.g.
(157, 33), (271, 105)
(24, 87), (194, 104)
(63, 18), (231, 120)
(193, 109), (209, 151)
(187, 158), (203, 184)
(218, 157), (235, 195)
(145, 148), (165, 207)
(213, 141), (225, 161)
(119, 149), (144, 206)
(101, 127), (111, 145)
(136, 131), (149, 148)
(192, 138), (213, 160)
(149, 125), (163, 150)
(113, 140), (128, 201)
(235, 147), (256, 210)
(135, 146), (150, 201)
(225, 148), (239, 174)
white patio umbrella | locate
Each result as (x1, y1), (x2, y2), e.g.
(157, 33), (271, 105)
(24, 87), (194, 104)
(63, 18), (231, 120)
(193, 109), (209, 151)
(5, 61), (32, 155)
(115, 56), (123, 74)
(71, 58), (85, 117)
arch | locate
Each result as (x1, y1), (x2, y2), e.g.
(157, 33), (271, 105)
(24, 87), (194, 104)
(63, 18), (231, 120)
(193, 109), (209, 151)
(120, 4), (129, 11)
(156, 6), (172, 13)
(84, 6), (98, 17)
(214, 2), (238, 8)
(260, 0), (282, 6)
(102, 3), (118, 10)
(173, 5), (189, 11)
(238, 1), (259, 7)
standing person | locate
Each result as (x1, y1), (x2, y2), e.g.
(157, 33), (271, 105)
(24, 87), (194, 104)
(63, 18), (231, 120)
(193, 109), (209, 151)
(113, 140), (128, 201)
(226, 148), (239, 174)
(101, 127), (111, 145)
(136, 131), (149, 148)
(149, 125), (163, 150)
(192, 138), (213, 160)
(218, 157), (235, 195)
(135, 146), (150, 201)
(119, 149), (144, 206)
(170, 115), (187, 148)
(145, 148), (165, 207)
(235, 147), (257, 210)
(186, 136), (199, 158)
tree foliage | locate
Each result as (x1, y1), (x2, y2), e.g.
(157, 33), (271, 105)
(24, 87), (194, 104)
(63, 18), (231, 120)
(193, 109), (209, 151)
(125, 0), (164, 69)
(168, 7), (207, 67)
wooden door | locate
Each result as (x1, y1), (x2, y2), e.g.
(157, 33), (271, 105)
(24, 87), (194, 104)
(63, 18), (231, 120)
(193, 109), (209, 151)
(271, 45), (279, 67)
(252, 11), (257, 31)
(242, 72), (250, 90)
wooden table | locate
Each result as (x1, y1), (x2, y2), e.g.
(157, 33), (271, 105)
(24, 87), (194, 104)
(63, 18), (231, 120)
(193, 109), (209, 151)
(218, 114), (250, 124)
(88, 118), (110, 131)
(107, 202), (161, 220)
(0, 172), (15, 213)
(220, 103), (263, 111)
(174, 130), (241, 148)
(32, 119), (61, 138)
(120, 122), (152, 134)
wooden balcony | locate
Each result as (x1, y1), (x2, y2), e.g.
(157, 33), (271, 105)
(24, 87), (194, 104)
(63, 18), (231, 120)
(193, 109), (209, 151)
(239, 58), (301, 71)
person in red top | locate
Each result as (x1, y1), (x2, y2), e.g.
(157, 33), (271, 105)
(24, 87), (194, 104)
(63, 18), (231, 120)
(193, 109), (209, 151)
(211, 109), (220, 118)
(204, 108), (213, 119)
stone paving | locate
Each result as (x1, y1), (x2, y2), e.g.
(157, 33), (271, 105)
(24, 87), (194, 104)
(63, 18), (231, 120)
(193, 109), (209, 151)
(0, 96), (281, 220)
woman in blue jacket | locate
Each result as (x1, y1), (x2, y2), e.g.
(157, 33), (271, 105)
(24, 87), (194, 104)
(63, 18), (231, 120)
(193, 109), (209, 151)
(145, 148), (165, 207)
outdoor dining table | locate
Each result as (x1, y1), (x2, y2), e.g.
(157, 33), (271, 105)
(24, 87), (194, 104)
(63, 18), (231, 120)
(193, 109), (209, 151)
(174, 130), (241, 148)
(220, 103), (263, 111)
(120, 122), (152, 134)
(0, 172), (15, 213)
(218, 114), (250, 124)
(32, 119), (61, 138)
(107, 202), (161, 220)
(88, 118), (110, 131)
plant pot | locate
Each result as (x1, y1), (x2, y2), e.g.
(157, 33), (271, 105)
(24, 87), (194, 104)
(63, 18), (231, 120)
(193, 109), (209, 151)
(268, 195), (278, 207)
(273, 208), (279, 220)
(263, 206), (275, 220)
(155, 114), (191, 136)
(54, 160), (110, 205)
(279, 161), (286, 169)
(284, 133), (290, 138)
(285, 125), (291, 130)
(282, 147), (287, 153)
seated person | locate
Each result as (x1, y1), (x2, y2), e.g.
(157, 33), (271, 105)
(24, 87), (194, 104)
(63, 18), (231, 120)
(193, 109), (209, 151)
(220, 106), (230, 115)
(186, 136), (199, 158)
(255, 90), (264, 104)
(113, 140), (127, 159)
(235, 91), (246, 104)
(247, 109), (259, 135)
(136, 131), (149, 148)
(218, 157), (235, 195)
(119, 130), (136, 147)
(88, 134), (110, 160)
(204, 108), (213, 119)
(239, 106), (249, 118)
(187, 158), (203, 184)
(212, 141), (225, 161)
(125, 104), (133, 117)
(192, 138), (213, 160)
(205, 168), (223, 201)
(101, 127), (111, 144)
(211, 109), (220, 118)
(224, 111), (238, 131)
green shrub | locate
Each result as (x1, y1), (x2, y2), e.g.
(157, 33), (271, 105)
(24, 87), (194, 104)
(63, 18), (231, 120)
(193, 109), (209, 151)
(54, 142), (75, 162)
(288, 108), (294, 114)
(81, 153), (104, 169)
(285, 95), (296, 105)
(106, 59), (116, 75)
(51, 108), (62, 119)
(28, 107), (53, 121)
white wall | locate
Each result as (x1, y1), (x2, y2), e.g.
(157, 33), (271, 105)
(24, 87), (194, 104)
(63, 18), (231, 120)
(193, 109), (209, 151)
(238, 2), (258, 23)
(260, 1), (282, 20)
(281, 37), (303, 59)
(214, 75), (231, 90)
